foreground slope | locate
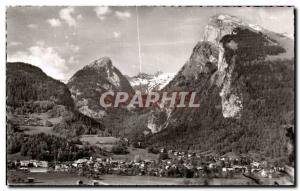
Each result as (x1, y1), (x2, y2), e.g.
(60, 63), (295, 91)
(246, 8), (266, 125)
(7, 62), (105, 137)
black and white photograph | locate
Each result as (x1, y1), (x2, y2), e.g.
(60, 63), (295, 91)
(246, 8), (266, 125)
(5, 6), (295, 186)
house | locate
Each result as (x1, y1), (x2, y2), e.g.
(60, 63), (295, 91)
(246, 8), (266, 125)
(227, 167), (234, 171)
(251, 161), (261, 168)
(197, 166), (204, 171)
(260, 169), (268, 177)
(188, 153), (196, 158)
(20, 160), (30, 167)
(96, 158), (102, 162)
(75, 158), (88, 164)
(55, 164), (69, 172)
(208, 163), (216, 169)
(184, 164), (193, 170)
(233, 165), (246, 173)
(19, 167), (29, 172)
(27, 177), (35, 183)
(36, 161), (48, 168)
(160, 148), (166, 153)
(29, 160), (38, 167)
(29, 167), (48, 173)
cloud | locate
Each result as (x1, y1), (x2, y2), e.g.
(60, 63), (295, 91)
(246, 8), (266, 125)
(115, 11), (131, 19)
(65, 42), (80, 53)
(117, 40), (195, 48)
(113, 31), (121, 38)
(47, 18), (62, 27)
(59, 7), (77, 27)
(141, 40), (195, 47)
(77, 14), (83, 20)
(68, 56), (79, 64)
(7, 43), (68, 81)
(27, 24), (37, 29)
(94, 6), (111, 20)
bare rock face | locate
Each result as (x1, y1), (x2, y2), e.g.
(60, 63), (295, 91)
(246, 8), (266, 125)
(181, 42), (219, 80)
(200, 14), (290, 119)
(203, 14), (259, 119)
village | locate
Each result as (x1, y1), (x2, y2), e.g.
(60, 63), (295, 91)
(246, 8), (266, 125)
(8, 148), (287, 185)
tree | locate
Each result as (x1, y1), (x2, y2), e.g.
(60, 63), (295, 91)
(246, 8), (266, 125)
(158, 153), (169, 161)
(111, 144), (129, 155)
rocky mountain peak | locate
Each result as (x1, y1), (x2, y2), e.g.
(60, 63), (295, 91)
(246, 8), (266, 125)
(88, 57), (113, 70)
(203, 14), (264, 45)
(85, 57), (116, 80)
(147, 14), (293, 162)
(152, 14), (292, 137)
(67, 57), (133, 120)
(210, 14), (242, 25)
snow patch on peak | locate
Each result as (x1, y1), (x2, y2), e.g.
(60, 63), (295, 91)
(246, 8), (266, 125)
(152, 73), (176, 90)
(248, 24), (262, 31)
(129, 72), (176, 93)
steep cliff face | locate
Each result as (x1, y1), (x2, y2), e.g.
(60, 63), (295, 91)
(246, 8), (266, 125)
(201, 14), (290, 119)
(147, 15), (294, 162)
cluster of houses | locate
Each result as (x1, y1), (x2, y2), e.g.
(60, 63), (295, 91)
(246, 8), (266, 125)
(8, 149), (286, 180)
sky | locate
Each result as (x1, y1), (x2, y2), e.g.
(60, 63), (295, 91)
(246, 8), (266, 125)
(6, 6), (294, 82)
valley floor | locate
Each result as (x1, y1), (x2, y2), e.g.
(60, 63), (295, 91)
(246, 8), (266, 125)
(7, 171), (293, 186)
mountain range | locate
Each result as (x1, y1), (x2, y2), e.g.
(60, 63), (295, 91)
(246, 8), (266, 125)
(6, 14), (294, 165)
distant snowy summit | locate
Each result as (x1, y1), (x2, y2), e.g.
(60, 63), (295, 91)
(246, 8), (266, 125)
(127, 72), (176, 93)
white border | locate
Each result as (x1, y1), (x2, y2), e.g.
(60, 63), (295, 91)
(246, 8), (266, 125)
(0, 1), (299, 191)
(2, 0), (300, 6)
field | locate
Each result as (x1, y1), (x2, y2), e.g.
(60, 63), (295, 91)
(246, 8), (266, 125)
(7, 171), (91, 186)
(80, 135), (120, 151)
(11, 112), (63, 136)
(79, 135), (159, 161)
(20, 126), (56, 135)
(112, 147), (159, 161)
(7, 171), (262, 186)
(7, 152), (31, 161)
